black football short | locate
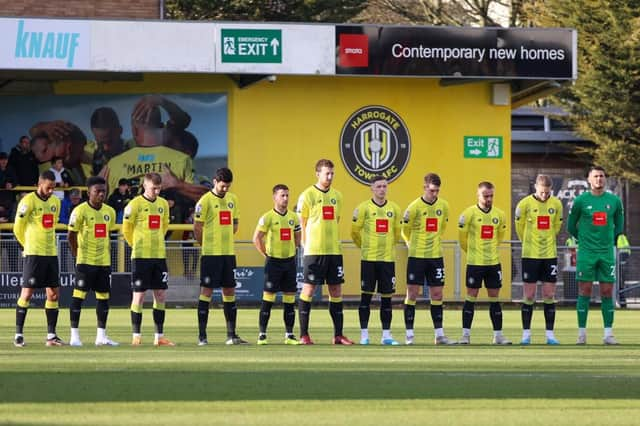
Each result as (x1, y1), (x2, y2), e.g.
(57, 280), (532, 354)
(264, 256), (297, 293)
(131, 258), (168, 292)
(406, 257), (445, 286)
(75, 264), (111, 293)
(521, 258), (558, 283)
(22, 255), (59, 288)
(360, 260), (396, 294)
(302, 255), (345, 285)
(465, 264), (502, 289)
(200, 255), (237, 289)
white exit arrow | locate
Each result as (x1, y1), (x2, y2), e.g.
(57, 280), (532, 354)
(270, 38), (280, 55)
(469, 149), (482, 155)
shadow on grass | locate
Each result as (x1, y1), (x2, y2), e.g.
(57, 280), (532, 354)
(2, 369), (640, 402)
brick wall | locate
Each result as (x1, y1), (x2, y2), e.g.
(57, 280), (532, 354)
(0, 0), (160, 19)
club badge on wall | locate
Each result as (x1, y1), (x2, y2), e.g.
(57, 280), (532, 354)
(339, 105), (411, 185)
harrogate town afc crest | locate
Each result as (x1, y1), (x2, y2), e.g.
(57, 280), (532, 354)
(340, 105), (411, 185)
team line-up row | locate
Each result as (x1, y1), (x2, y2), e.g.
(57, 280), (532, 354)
(9, 160), (625, 348)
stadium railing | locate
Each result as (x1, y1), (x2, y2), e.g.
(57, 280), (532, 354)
(0, 230), (635, 306)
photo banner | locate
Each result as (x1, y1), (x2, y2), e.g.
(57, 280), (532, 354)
(0, 93), (227, 197)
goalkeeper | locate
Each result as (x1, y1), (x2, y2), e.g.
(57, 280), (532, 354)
(567, 166), (624, 345)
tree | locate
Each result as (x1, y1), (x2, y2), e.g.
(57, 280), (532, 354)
(355, 0), (527, 27)
(164, 0), (367, 22)
(525, 0), (640, 182)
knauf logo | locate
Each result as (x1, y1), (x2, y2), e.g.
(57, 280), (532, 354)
(14, 20), (80, 68)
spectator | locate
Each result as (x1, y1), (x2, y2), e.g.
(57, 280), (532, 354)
(8, 135), (38, 186)
(107, 178), (133, 223)
(59, 188), (83, 225)
(49, 157), (73, 201)
(0, 152), (17, 222)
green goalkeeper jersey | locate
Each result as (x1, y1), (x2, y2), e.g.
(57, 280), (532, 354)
(567, 191), (623, 253)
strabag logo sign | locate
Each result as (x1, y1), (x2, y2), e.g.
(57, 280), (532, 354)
(340, 105), (411, 185)
(0, 18), (90, 70)
(338, 33), (368, 67)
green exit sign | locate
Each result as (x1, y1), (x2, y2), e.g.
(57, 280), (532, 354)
(221, 29), (282, 63)
(463, 136), (503, 158)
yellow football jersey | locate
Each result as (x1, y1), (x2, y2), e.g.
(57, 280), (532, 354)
(68, 201), (116, 266)
(256, 209), (300, 259)
(195, 191), (239, 256)
(402, 196), (449, 259)
(296, 185), (342, 256)
(351, 199), (402, 262)
(515, 194), (563, 259)
(122, 195), (169, 259)
(458, 205), (507, 266)
(13, 192), (60, 256)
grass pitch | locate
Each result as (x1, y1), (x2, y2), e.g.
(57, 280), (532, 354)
(0, 306), (639, 425)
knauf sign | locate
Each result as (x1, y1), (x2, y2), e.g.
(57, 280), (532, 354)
(0, 18), (90, 70)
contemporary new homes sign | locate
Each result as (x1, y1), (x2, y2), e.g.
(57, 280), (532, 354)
(336, 25), (576, 79)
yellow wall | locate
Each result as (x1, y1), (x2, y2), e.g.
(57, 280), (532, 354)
(56, 73), (512, 299)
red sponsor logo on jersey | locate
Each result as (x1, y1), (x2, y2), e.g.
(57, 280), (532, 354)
(537, 215), (550, 230)
(94, 223), (107, 238)
(339, 34), (369, 67)
(280, 228), (291, 241)
(593, 212), (607, 226)
(42, 214), (54, 228)
(148, 215), (161, 229)
(425, 218), (438, 232)
(322, 206), (335, 220)
(219, 211), (231, 225)
(481, 225), (494, 239)
(375, 219), (389, 233)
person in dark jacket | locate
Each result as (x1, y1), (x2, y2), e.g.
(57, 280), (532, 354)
(8, 135), (38, 186)
(107, 178), (133, 223)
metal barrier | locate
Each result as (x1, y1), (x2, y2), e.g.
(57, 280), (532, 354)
(0, 232), (636, 306)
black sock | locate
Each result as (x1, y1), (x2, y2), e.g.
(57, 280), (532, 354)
(46, 308), (59, 334)
(489, 302), (502, 331)
(462, 300), (475, 329)
(544, 302), (556, 331)
(223, 301), (237, 338)
(259, 300), (273, 334)
(380, 297), (392, 330)
(197, 299), (209, 339)
(283, 302), (295, 334)
(131, 310), (142, 334)
(70, 297), (83, 328)
(358, 293), (373, 329)
(298, 299), (311, 336)
(329, 301), (344, 337)
(15, 306), (28, 334)
(521, 302), (534, 330)
(153, 308), (165, 334)
(404, 303), (415, 330)
(430, 304), (443, 329)
(96, 299), (109, 329)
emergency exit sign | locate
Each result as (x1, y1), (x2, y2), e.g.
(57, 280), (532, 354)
(463, 136), (503, 158)
(221, 29), (282, 63)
